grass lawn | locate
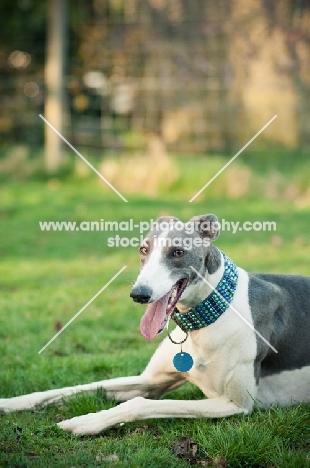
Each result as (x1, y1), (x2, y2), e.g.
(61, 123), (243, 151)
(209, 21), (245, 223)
(0, 176), (309, 467)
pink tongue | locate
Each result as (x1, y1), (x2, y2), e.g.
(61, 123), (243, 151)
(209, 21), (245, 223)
(140, 289), (172, 340)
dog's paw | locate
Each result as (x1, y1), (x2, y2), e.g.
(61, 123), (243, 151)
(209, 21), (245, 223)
(57, 412), (107, 435)
(0, 389), (68, 413)
(0, 395), (39, 413)
(0, 399), (13, 413)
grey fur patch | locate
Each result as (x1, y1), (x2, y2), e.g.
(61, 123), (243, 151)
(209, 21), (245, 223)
(248, 274), (310, 382)
(205, 246), (221, 274)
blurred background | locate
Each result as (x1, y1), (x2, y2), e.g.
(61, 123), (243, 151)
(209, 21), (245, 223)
(1, 4), (310, 465)
(1, 0), (310, 199)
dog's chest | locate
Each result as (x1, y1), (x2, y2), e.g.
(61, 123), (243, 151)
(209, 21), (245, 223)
(184, 272), (258, 397)
(186, 334), (241, 397)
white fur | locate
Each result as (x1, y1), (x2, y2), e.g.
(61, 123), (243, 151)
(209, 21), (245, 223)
(256, 366), (310, 407)
(183, 267), (258, 409)
(133, 232), (174, 301)
(57, 397), (247, 435)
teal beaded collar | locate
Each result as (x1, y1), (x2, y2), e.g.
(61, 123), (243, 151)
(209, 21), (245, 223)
(171, 252), (238, 333)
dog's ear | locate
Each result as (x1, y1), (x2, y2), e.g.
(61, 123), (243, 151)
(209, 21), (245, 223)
(189, 214), (220, 241)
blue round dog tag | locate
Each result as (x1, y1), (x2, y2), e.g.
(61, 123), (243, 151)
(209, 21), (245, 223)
(173, 352), (194, 372)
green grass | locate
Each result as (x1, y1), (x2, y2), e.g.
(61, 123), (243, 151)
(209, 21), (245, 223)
(0, 174), (309, 467)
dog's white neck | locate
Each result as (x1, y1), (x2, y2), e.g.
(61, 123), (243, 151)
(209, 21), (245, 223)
(177, 252), (225, 312)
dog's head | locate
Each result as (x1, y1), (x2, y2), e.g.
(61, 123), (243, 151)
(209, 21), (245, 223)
(130, 214), (221, 340)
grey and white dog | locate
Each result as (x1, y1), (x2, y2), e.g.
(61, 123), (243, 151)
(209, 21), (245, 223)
(0, 214), (309, 435)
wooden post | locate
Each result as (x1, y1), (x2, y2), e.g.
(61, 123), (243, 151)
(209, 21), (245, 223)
(44, 0), (67, 172)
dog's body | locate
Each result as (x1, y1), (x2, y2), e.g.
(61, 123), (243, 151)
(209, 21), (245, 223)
(1, 214), (309, 435)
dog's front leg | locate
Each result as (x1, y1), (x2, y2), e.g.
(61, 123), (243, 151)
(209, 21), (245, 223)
(58, 396), (250, 435)
(0, 333), (187, 413)
(0, 375), (171, 413)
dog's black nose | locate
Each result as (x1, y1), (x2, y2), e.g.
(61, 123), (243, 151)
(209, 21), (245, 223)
(130, 285), (152, 304)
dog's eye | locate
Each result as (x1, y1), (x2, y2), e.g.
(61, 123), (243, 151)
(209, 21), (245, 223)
(173, 250), (185, 258)
(139, 246), (148, 255)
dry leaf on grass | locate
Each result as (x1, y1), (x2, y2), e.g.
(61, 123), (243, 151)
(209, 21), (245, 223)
(172, 435), (228, 467)
(54, 320), (63, 331)
(172, 435), (198, 463)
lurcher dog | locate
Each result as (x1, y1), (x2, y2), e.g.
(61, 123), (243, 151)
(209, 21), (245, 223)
(0, 214), (309, 435)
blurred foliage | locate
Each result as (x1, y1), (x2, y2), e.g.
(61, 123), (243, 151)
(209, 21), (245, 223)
(1, 144), (310, 209)
(1, 0), (310, 157)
